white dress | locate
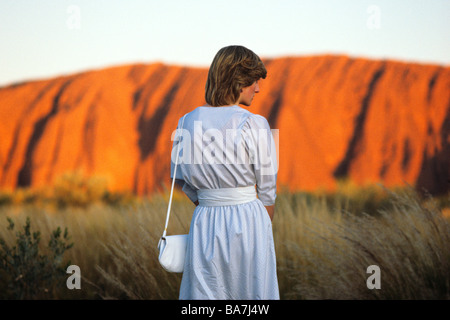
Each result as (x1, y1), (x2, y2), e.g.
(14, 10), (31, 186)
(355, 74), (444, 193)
(170, 105), (279, 300)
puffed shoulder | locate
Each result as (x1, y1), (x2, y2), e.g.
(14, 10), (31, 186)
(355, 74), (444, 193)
(242, 113), (272, 130)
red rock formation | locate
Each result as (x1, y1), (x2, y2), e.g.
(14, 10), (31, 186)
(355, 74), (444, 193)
(0, 56), (449, 195)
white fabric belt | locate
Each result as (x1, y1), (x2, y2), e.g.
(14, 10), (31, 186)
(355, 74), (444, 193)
(197, 186), (257, 207)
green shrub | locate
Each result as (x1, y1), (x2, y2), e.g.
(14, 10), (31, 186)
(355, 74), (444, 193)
(0, 217), (74, 299)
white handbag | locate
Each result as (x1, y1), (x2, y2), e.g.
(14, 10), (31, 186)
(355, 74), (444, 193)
(157, 115), (188, 273)
(157, 234), (187, 273)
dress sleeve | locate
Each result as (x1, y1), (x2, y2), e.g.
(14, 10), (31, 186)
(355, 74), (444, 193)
(180, 182), (198, 203)
(242, 114), (278, 206)
(170, 115), (198, 204)
(170, 116), (184, 181)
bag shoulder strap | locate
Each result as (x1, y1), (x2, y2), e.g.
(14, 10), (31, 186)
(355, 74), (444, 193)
(162, 114), (187, 238)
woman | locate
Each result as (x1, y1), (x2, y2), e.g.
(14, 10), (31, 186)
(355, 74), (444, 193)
(171, 45), (279, 300)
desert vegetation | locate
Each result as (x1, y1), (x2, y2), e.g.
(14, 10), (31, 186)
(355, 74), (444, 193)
(0, 174), (449, 299)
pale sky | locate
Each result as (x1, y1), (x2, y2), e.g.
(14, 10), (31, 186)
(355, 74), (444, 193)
(0, 0), (449, 86)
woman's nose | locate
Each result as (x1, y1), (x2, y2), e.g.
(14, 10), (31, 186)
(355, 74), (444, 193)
(254, 82), (260, 93)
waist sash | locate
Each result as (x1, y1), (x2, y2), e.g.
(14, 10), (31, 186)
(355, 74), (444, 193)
(197, 185), (257, 207)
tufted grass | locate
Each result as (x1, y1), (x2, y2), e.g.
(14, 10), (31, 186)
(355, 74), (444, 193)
(0, 180), (449, 299)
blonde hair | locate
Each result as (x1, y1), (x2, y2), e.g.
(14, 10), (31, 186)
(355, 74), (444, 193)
(205, 45), (267, 106)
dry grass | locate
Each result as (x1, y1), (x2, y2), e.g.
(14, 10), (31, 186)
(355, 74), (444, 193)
(0, 180), (449, 300)
(275, 188), (450, 299)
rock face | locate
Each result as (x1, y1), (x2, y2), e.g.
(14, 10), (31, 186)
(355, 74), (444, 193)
(0, 56), (449, 195)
